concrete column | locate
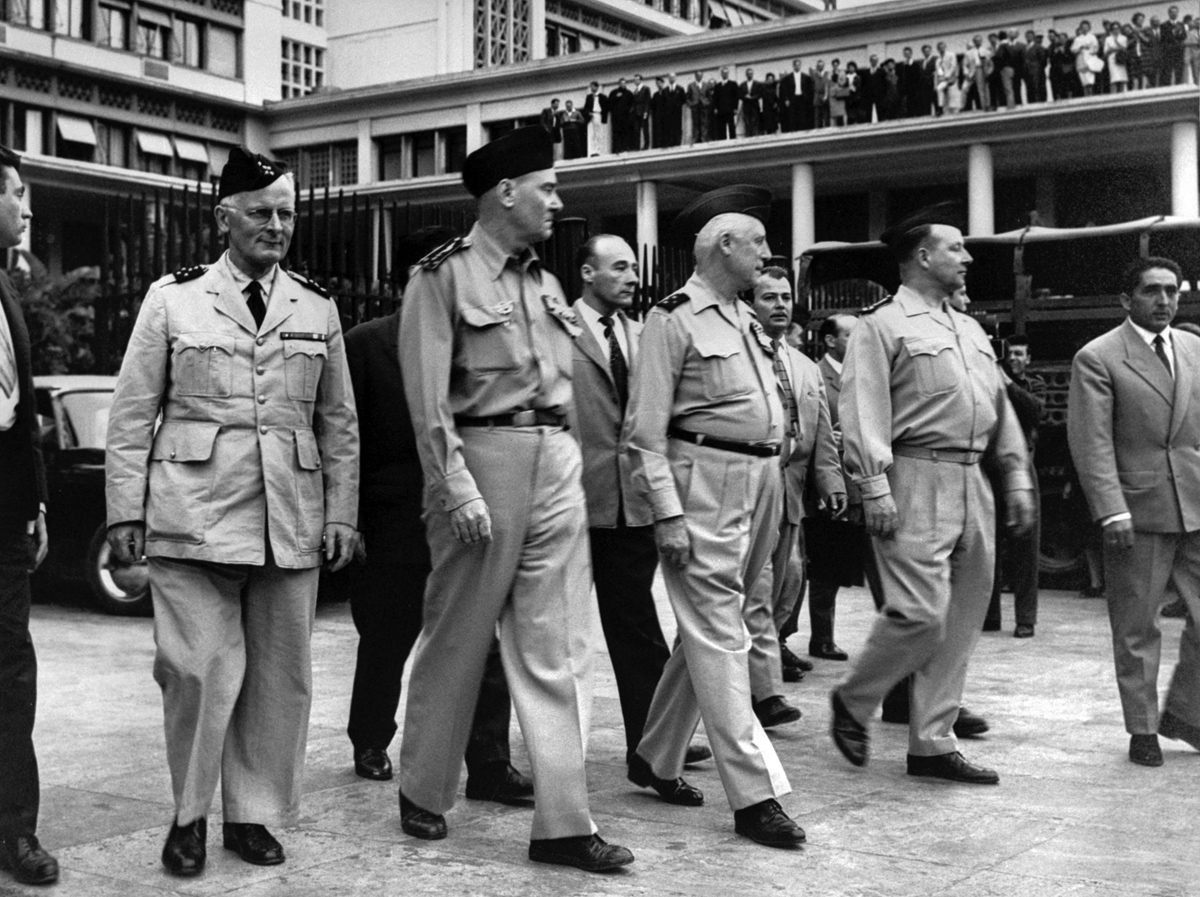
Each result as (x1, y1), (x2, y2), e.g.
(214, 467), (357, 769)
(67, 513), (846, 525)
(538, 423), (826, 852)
(636, 180), (658, 264)
(967, 143), (994, 236)
(1171, 120), (1199, 219)
(791, 162), (815, 261)
(528, 0), (546, 62)
(465, 103), (485, 154)
(867, 190), (888, 240)
(356, 118), (373, 185)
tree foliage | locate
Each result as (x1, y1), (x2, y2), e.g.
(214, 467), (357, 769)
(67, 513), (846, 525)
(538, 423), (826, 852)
(6, 251), (101, 375)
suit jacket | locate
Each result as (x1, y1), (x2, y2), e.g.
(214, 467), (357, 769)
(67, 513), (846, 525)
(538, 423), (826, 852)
(1068, 320), (1200, 533)
(569, 310), (652, 528)
(811, 69), (831, 105)
(685, 79), (710, 109)
(632, 84), (651, 119)
(582, 90), (608, 124)
(106, 253), (359, 568)
(739, 79), (762, 112)
(343, 311), (429, 565)
(0, 271), (47, 520)
(779, 70), (811, 104)
(608, 86), (635, 126)
(780, 344), (843, 525)
(713, 79), (739, 115)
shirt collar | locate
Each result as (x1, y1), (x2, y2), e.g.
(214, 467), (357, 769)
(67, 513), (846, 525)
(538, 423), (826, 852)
(1128, 317), (1173, 348)
(470, 221), (542, 283)
(825, 354), (844, 374)
(222, 251), (276, 297)
(576, 298), (618, 331)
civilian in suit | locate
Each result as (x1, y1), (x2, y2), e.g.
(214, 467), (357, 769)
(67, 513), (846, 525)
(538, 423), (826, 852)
(711, 66), (739, 140)
(632, 75), (652, 150)
(582, 81), (608, 156)
(1068, 257), (1200, 768)
(540, 98), (563, 145)
(106, 149), (359, 875)
(1023, 31), (1049, 103)
(1161, 6), (1187, 86)
(934, 42), (960, 114)
(994, 32), (1018, 108)
(661, 73), (686, 146)
(0, 145), (57, 887)
(608, 78), (636, 153)
(761, 73), (780, 133)
(898, 47), (922, 116)
(860, 55), (884, 122)
(739, 68), (762, 137)
(779, 59), (813, 131)
(962, 35), (992, 110)
(745, 268), (845, 729)
(559, 100), (587, 159)
(685, 71), (710, 144)
(569, 234), (711, 784)
(811, 60), (831, 127)
(918, 45), (939, 115)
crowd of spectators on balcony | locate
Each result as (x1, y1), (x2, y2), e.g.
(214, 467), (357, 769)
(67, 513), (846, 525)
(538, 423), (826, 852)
(538, 6), (1200, 158)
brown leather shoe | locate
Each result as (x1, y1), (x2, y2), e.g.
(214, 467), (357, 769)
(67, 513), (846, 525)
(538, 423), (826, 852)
(628, 754), (704, 806)
(1129, 733), (1164, 767)
(528, 834), (634, 872)
(222, 823), (284, 865)
(0, 833), (60, 885)
(161, 818), (206, 877)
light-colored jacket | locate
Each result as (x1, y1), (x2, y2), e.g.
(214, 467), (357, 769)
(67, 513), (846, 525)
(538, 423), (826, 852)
(780, 343), (844, 525)
(1068, 320), (1200, 533)
(105, 253), (359, 568)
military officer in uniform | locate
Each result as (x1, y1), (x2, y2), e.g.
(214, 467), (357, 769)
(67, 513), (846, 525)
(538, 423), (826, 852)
(624, 186), (805, 849)
(396, 127), (633, 873)
(106, 148), (359, 875)
(830, 206), (1034, 784)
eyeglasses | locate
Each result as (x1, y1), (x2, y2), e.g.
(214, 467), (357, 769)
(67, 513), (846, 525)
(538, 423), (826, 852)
(221, 205), (297, 226)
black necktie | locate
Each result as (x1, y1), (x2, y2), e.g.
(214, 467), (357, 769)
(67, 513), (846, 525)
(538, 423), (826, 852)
(246, 281), (266, 330)
(600, 315), (629, 407)
(1154, 334), (1173, 377)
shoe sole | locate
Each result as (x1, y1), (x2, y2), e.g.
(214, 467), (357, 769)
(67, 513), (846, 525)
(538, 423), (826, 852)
(355, 768), (393, 781)
(1129, 755), (1164, 767)
(528, 851), (635, 872)
(735, 827), (806, 849)
(401, 820), (448, 841)
(628, 765), (703, 806)
(906, 770), (999, 785)
(758, 710), (802, 728)
(222, 841), (285, 865)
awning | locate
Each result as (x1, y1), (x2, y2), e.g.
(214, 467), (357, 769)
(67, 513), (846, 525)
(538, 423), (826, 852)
(136, 130), (174, 157)
(207, 144), (231, 174)
(173, 137), (209, 164)
(56, 114), (97, 146)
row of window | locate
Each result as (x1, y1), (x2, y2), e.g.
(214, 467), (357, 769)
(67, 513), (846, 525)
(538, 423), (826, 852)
(281, 0), (321, 27)
(275, 141), (357, 191)
(281, 39), (324, 98)
(2, 1), (240, 78)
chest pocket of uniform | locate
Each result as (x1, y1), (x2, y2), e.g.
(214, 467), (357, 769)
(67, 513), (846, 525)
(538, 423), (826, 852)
(173, 333), (236, 397)
(693, 334), (750, 400)
(283, 340), (328, 402)
(903, 336), (959, 397)
(459, 304), (523, 372)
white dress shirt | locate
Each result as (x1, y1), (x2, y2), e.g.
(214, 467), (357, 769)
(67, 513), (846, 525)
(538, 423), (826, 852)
(576, 299), (629, 364)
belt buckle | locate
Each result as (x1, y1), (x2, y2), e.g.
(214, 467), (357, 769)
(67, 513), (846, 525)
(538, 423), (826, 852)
(511, 409), (537, 426)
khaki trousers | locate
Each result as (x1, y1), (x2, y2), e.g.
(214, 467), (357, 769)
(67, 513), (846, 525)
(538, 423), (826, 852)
(746, 516), (801, 699)
(636, 440), (791, 811)
(149, 557), (318, 827)
(837, 455), (994, 757)
(399, 426), (598, 840)
(1104, 530), (1200, 733)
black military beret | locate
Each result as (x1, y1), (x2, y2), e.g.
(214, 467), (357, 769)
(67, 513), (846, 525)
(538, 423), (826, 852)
(461, 126), (555, 198)
(670, 185), (773, 244)
(217, 146), (290, 201)
(879, 201), (966, 258)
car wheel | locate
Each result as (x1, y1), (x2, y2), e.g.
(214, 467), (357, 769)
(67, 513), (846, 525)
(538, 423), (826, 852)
(85, 523), (152, 616)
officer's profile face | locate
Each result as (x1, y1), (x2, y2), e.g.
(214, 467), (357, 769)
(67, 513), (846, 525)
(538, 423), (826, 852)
(0, 165), (32, 250)
(215, 176), (296, 276)
(1007, 344), (1030, 375)
(1121, 267), (1180, 333)
(920, 225), (972, 295)
(751, 276), (793, 339)
(583, 236), (639, 312)
(724, 218), (771, 290)
(504, 169), (562, 245)
(827, 315), (857, 362)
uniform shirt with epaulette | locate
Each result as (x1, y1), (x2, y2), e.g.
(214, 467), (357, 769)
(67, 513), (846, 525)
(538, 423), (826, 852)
(622, 271), (784, 521)
(398, 221), (580, 514)
(838, 285), (1031, 501)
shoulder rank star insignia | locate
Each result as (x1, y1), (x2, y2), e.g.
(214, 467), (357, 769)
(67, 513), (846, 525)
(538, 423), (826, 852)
(172, 265), (208, 283)
(749, 318), (775, 355)
(418, 236), (468, 271)
(287, 270), (331, 299)
(656, 292), (691, 312)
(862, 294), (894, 314)
(541, 294), (577, 325)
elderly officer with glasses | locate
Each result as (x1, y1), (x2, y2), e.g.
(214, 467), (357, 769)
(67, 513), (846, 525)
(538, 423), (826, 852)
(106, 147), (358, 877)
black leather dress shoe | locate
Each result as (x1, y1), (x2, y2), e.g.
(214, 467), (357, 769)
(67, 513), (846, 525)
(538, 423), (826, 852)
(830, 690), (869, 766)
(222, 823), (284, 865)
(1159, 710), (1200, 751)
(400, 792), (447, 840)
(733, 799), (806, 849)
(809, 641), (849, 661)
(982, 618), (1001, 632)
(684, 744), (713, 765)
(465, 763), (534, 805)
(1, 833), (60, 885)
(1013, 624), (1035, 638)
(780, 643), (814, 672)
(528, 834), (634, 872)
(782, 665), (805, 683)
(628, 754), (704, 806)
(161, 817), (206, 877)
(953, 707), (990, 738)
(354, 747), (393, 781)
(907, 751), (999, 784)
(1129, 733), (1164, 767)
(754, 695), (802, 728)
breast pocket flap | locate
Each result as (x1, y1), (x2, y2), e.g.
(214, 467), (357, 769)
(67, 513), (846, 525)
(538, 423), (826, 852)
(295, 429), (323, 470)
(150, 421), (220, 462)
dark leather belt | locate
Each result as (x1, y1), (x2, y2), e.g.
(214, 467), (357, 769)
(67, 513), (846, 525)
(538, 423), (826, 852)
(455, 410), (567, 428)
(669, 427), (781, 458)
(893, 444), (983, 465)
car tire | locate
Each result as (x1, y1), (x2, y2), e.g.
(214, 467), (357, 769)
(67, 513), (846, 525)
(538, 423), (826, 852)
(85, 523), (152, 616)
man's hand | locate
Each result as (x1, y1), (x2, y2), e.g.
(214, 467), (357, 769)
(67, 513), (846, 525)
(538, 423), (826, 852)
(107, 522), (145, 565)
(353, 532), (368, 564)
(26, 513), (48, 571)
(1005, 489), (1037, 537)
(831, 427), (844, 452)
(450, 498), (492, 545)
(863, 494), (899, 538)
(1102, 517), (1135, 551)
(826, 492), (849, 519)
(323, 523), (357, 572)
(654, 515), (691, 569)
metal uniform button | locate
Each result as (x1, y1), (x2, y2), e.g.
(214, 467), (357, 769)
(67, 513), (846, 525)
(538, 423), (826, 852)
(259, 425), (268, 434)
(256, 337), (265, 346)
(256, 366), (265, 375)
(170, 450), (176, 459)
(257, 395), (266, 404)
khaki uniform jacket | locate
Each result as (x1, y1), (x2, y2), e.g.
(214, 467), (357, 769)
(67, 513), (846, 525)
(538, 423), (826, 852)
(569, 310), (653, 528)
(1068, 320), (1200, 533)
(105, 253), (359, 569)
(780, 344), (843, 525)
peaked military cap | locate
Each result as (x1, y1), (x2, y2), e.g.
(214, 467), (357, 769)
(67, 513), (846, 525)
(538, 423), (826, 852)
(879, 201), (966, 259)
(669, 185), (773, 244)
(217, 146), (290, 201)
(462, 126), (555, 198)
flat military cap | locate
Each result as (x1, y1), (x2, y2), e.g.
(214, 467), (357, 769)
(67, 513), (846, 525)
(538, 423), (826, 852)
(462, 126), (555, 198)
(217, 147), (289, 200)
(670, 185), (772, 243)
(879, 201), (966, 257)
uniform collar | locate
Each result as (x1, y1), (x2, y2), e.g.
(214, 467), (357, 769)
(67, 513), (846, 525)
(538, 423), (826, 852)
(222, 251), (277, 298)
(469, 221), (542, 282)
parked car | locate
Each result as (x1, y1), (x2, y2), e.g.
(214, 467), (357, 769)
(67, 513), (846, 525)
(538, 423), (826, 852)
(32, 375), (151, 616)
